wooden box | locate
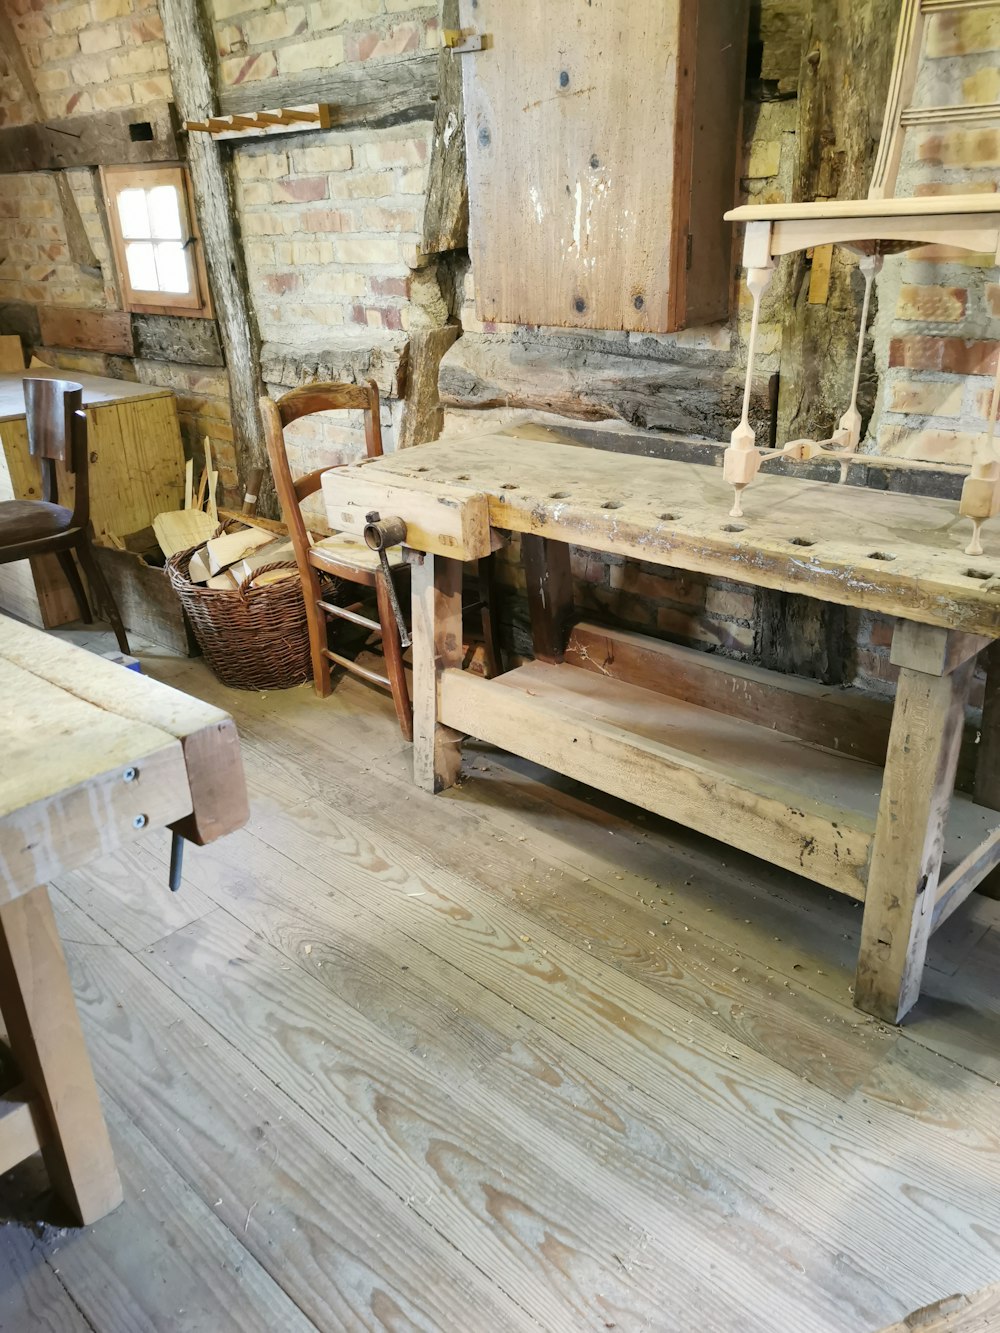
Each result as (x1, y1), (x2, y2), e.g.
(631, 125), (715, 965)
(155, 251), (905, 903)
(458, 0), (749, 334)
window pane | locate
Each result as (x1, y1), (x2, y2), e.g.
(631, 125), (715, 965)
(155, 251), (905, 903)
(154, 241), (191, 294)
(125, 240), (158, 291)
(117, 187), (150, 239)
(147, 184), (183, 240)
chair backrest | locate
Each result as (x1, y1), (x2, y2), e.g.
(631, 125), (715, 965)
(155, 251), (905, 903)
(260, 379), (383, 563)
(23, 378), (90, 521)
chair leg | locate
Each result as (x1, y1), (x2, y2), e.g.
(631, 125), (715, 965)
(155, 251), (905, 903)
(477, 554), (503, 679)
(75, 540), (129, 655)
(304, 563), (332, 697)
(56, 549), (92, 624)
(375, 571), (413, 741)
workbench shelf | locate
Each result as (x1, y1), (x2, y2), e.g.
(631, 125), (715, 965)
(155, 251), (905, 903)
(441, 654), (1000, 926)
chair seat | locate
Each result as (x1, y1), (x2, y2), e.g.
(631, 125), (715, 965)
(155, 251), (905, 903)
(310, 531), (405, 573)
(0, 499), (74, 545)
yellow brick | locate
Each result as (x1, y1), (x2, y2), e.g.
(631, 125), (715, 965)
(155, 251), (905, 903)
(332, 235), (401, 265)
(895, 284), (966, 323)
(746, 139), (782, 178)
(918, 127), (1000, 168)
(220, 51), (279, 85)
(878, 424), (983, 465)
(109, 46), (165, 78)
(962, 66), (1000, 103)
(90, 0), (131, 18)
(888, 378), (963, 417)
(35, 69), (71, 93)
(927, 10), (1000, 57)
(276, 34), (345, 74)
(290, 143), (353, 173)
(212, 0), (269, 17)
(132, 76), (173, 103)
(240, 181), (271, 206)
(309, 0), (381, 27)
(79, 24), (122, 53)
(245, 6), (307, 45)
(237, 150), (289, 179)
(72, 56), (112, 84)
(41, 35), (80, 60)
(92, 83), (134, 110)
(361, 137), (428, 168)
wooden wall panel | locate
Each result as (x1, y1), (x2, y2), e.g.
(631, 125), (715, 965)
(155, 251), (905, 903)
(459, 0), (685, 334)
(458, 0), (746, 334)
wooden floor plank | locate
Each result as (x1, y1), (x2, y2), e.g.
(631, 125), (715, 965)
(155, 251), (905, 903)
(0, 1218), (94, 1332)
(143, 906), (751, 1333)
(132, 818), (899, 1333)
(31, 1097), (317, 1333)
(190, 765), (1000, 1308)
(45, 890), (535, 1333)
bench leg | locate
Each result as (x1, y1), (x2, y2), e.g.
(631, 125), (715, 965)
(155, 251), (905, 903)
(0, 886), (121, 1225)
(855, 624), (976, 1024)
(522, 534), (574, 664)
(411, 552), (464, 794)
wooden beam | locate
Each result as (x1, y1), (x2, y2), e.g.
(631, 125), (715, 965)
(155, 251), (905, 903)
(422, 0), (468, 254)
(397, 324), (459, 447)
(218, 52), (438, 128)
(0, 103), (181, 173)
(522, 534), (574, 664)
(38, 307), (133, 356)
(131, 314), (224, 367)
(261, 335), (408, 399)
(0, 302), (41, 349)
(158, 0), (267, 497)
(438, 331), (735, 437)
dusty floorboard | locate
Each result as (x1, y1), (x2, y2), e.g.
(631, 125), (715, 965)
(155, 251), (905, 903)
(2, 630), (1000, 1332)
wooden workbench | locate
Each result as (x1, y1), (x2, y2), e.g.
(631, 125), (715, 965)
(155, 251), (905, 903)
(0, 616), (247, 1224)
(323, 433), (1000, 1024)
(0, 369), (185, 628)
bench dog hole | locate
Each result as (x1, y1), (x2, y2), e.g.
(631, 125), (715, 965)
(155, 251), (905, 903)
(550, 491), (570, 499)
(868, 551), (896, 561)
(722, 523), (745, 533)
(658, 512), (679, 521)
(966, 568), (993, 580)
(601, 500), (623, 509)
(789, 537), (814, 547)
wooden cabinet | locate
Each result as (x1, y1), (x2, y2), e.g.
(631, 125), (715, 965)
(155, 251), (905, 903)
(0, 370), (184, 628)
(458, 0), (748, 334)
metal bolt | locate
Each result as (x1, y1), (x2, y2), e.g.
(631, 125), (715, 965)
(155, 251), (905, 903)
(123, 767), (137, 782)
(132, 814), (148, 829)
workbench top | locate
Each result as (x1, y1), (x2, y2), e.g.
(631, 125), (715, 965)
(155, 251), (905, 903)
(333, 433), (1000, 637)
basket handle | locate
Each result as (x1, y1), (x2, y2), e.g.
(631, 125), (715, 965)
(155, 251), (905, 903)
(236, 560), (300, 599)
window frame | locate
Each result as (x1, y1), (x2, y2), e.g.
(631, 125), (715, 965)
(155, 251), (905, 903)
(101, 164), (213, 318)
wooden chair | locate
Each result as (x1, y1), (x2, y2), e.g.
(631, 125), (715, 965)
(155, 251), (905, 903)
(262, 380), (502, 740)
(0, 378), (129, 653)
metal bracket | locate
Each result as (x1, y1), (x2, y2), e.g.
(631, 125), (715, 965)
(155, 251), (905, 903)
(443, 29), (487, 52)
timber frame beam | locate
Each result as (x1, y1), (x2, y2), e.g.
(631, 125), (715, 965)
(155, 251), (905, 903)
(159, 0), (267, 495)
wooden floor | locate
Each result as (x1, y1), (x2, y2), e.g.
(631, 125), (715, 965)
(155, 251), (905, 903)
(4, 630), (1000, 1332)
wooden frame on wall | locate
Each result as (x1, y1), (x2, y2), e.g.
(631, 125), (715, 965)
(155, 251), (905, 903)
(100, 164), (213, 319)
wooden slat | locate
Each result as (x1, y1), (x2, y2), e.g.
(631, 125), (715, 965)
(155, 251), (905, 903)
(37, 308), (133, 356)
(0, 1083), (45, 1175)
(0, 102), (180, 173)
(566, 621), (897, 763)
(441, 660), (878, 897)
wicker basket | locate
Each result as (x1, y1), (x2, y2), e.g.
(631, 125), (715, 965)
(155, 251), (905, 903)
(166, 524), (338, 691)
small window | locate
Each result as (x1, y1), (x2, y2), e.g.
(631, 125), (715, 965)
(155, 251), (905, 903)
(101, 165), (212, 317)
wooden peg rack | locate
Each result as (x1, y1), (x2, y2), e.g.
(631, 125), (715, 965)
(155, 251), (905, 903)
(184, 104), (330, 141)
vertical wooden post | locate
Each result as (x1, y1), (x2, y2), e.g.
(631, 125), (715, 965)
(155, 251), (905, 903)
(974, 639), (1000, 898)
(158, 0), (267, 495)
(0, 886), (122, 1225)
(411, 552), (464, 793)
(855, 623), (976, 1023)
(521, 534), (574, 664)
